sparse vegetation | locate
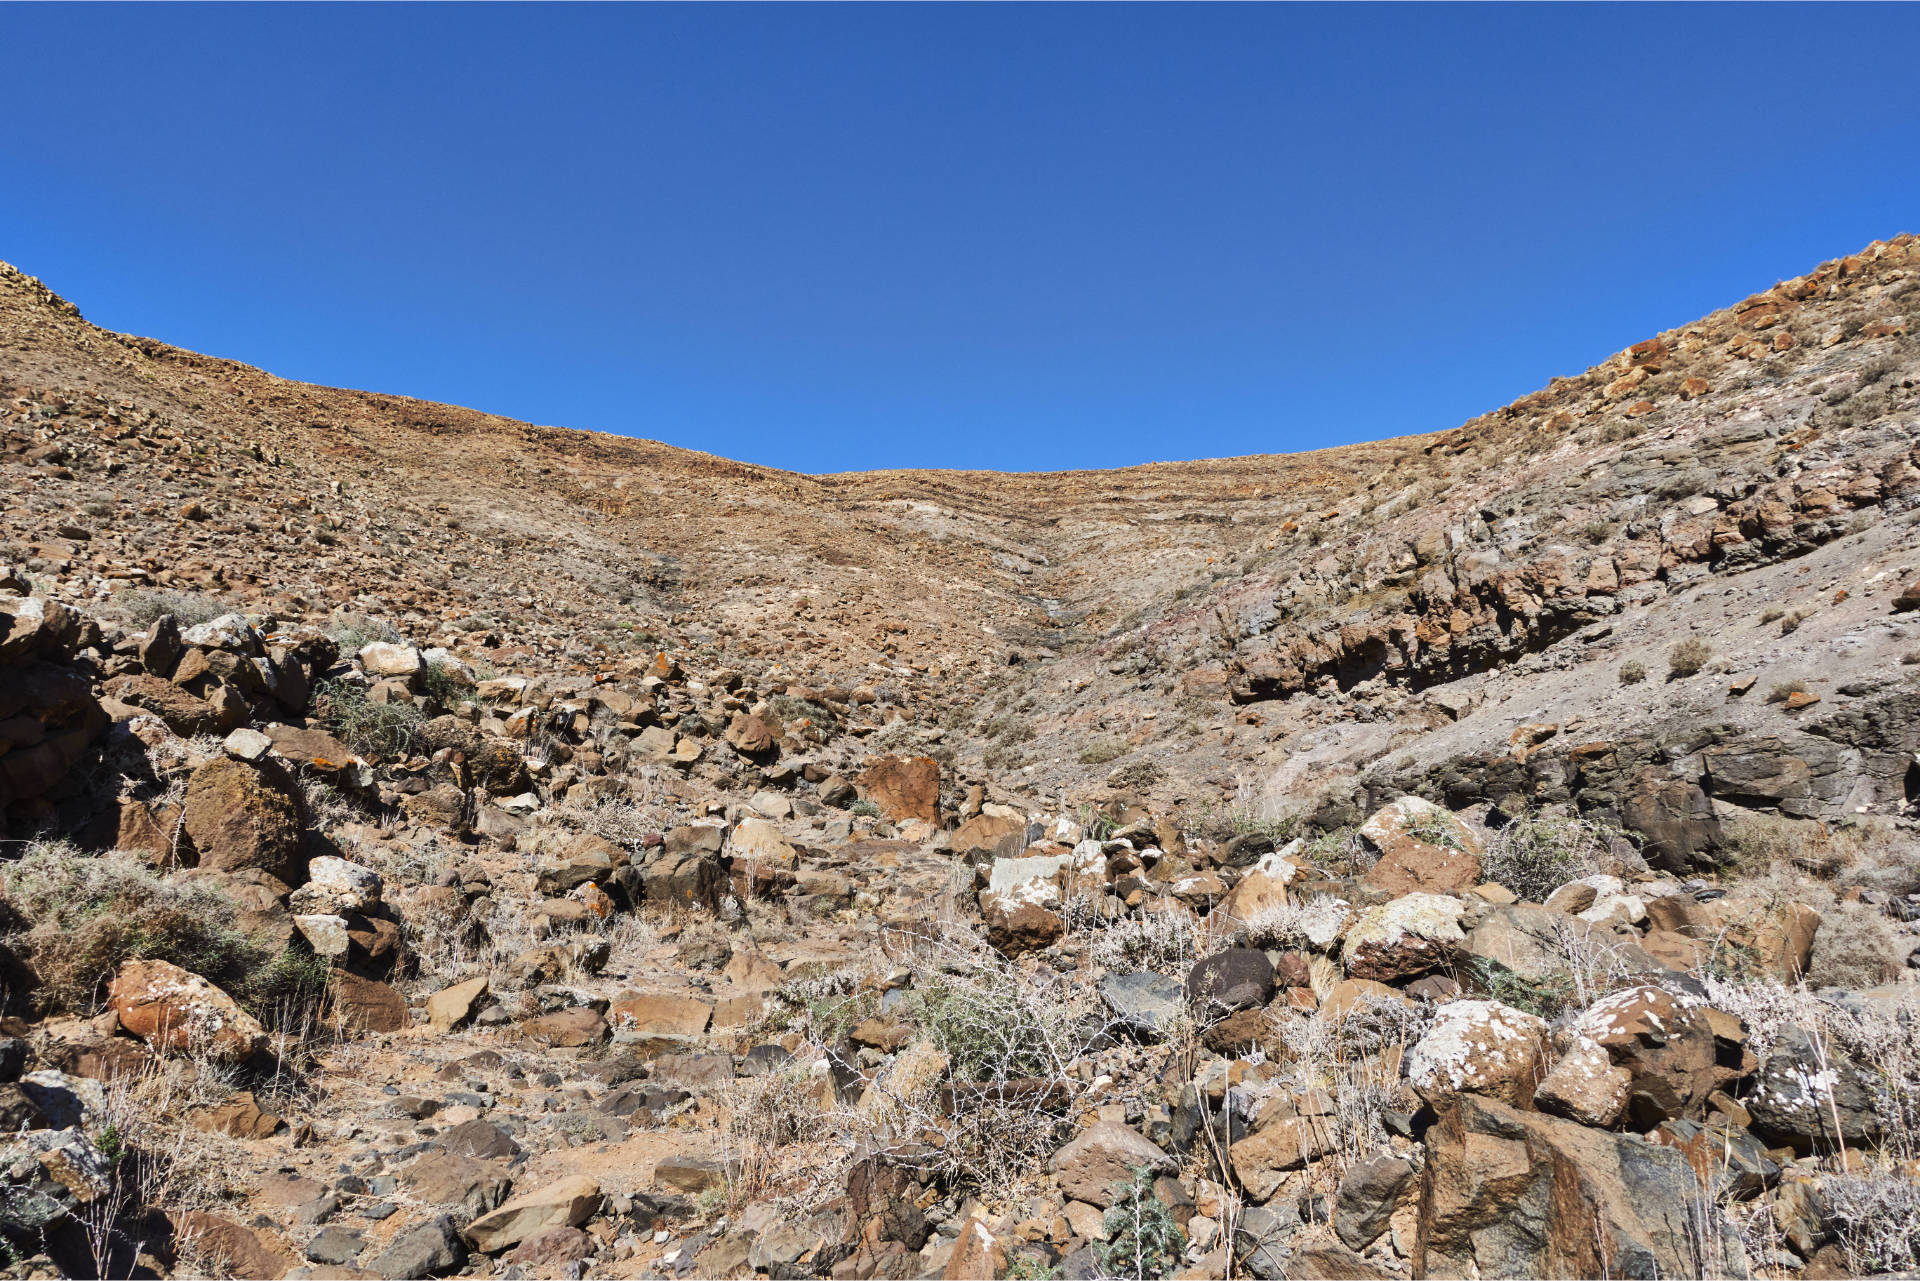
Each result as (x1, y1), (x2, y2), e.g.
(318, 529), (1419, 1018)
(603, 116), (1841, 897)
(1078, 736), (1129, 766)
(1765, 678), (1808, 703)
(1098, 1167), (1187, 1279)
(0, 844), (265, 1017)
(97, 588), (234, 629)
(1479, 814), (1626, 903)
(1619, 658), (1647, 685)
(316, 676), (426, 759)
(1667, 637), (1712, 678)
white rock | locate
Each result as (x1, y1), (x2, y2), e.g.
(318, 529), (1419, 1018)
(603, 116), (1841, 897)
(223, 727), (273, 761)
(357, 641), (423, 678)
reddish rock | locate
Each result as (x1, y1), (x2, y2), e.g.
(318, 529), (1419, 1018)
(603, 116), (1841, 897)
(181, 756), (304, 882)
(855, 754), (941, 823)
(109, 959), (267, 1064)
(982, 898), (1063, 956)
(329, 971), (410, 1034)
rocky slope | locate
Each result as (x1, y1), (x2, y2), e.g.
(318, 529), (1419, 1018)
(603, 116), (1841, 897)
(0, 237), (1917, 1281)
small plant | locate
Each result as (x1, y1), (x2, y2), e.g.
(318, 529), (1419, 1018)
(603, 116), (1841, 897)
(1005, 1254), (1063, 1281)
(1759, 605), (1787, 624)
(316, 678), (426, 759)
(98, 588), (234, 629)
(1078, 736), (1129, 766)
(326, 611), (402, 653)
(1619, 659), (1647, 685)
(1404, 809), (1469, 852)
(848, 799), (882, 819)
(1901, 651), (1920, 666)
(1667, 637), (1712, 678)
(1779, 607), (1812, 635)
(417, 658), (471, 706)
(1581, 518), (1613, 544)
(1098, 1167), (1186, 1280)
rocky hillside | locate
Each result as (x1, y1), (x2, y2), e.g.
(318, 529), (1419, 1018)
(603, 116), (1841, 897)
(0, 237), (1917, 1281)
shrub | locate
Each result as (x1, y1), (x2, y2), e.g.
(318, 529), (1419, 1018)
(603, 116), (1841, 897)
(1806, 898), (1903, 989)
(1619, 659), (1647, 685)
(1667, 638), (1712, 678)
(848, 799), (882, 819)
(1820, 1173), (1920, 1273)
(0, 845), (264, 1015)
(1479, 814), (1622, 903)
(1779, 607), (1812, 635)
(417, 659), (471, 706)
(98, 588), (234, 629)
(1078, 737), (1128, 766)
(1090, 912), (1197, 977)
(325, 611), (401, 653)
(1766, 679), (1808, 704)
(1760, 605), (1787, 624)
(316, 678), (425, 759)
(1098, 1167), (1187, 1279)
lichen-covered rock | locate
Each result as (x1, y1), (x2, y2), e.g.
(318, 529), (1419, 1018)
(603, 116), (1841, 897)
(1567, 984), (1739, 1126)
(1407, 999), (1548, 1107)
(1533, 1037), (1631, 1128)
(1342, 892), (1467, 981)
(109, 958), (267, 1064)
(1745, 1025), (1882, 1153)
(1359, 796), (1484, 895)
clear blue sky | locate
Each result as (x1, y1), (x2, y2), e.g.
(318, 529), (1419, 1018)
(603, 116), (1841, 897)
(3, 4), (1916, 474)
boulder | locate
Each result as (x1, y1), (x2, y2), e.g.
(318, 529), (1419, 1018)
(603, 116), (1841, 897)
(654, 1153), (736, 1195)
(463, 1174), (601, 1253)
(642, 850), (725, 911)
(1099, 971), (1184, 1039)
(855, 754), (941, 823)
(1407, 999), (1548, 1107)
(1619, 770), (1723, 871)
(1745, 1026), (1882, 1153)
(181, 756), (304, 882)
(427, 976), (489, 1033)
(609, 993), (713, 1038)
(1416, 1093), (1745, 1279)
(1533, 1038), (1631, 1128)
(358, 642), (424, 680)
(1462, 904), (1665, 986)
(369, 1215), (467, 1280)
(1334, 1155), (1414, 1250)
(108, 959), (267, 1064)
(1567, 985), (1738, 1125)
(1185, 948), (1276, 1017)
(983, 898), (1064, 956)
(1228, 1108), (1335, 1202)
(171, 1211), (299, 1280)
(1342, 893), (1467, 982)
(330, 972), (410, 1034)
(1359, 797), (1484, 895)
(1050, 1122), (1175, 1207)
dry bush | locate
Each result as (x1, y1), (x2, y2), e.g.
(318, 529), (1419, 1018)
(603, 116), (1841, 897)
(95, 588), (236, 630)
(1668, 637), (1713, 678)
(1226, 896), (1350, 953)
(1275, 997), (1432, 1181)
(1091, 910), (1199, 977)
(1479, 814), (1628, 903)
(1619, 659), (1647, 685)
(1806, 898), (1903, 990)
(0, 844), (263, 1015)
(1820, 1173), (1920, 1274)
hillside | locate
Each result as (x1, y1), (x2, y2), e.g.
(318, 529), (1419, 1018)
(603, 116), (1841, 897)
(1, 238), (1918, 1280)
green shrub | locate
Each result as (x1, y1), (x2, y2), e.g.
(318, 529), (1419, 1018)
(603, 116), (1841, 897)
(849, 799), (882, 819)
(1667, 638), (1712, 678)
(1098, 1167), (1187, 1279)
(417, 659), (470, 707)
(317, 678), (425, 759)
(0, 844), (265, 1015)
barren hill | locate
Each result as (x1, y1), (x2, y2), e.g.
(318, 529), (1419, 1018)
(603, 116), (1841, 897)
(2, 238), (1919, 1281)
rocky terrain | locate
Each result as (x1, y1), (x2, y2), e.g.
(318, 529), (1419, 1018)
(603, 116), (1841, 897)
(1, 235), (1918, 1281)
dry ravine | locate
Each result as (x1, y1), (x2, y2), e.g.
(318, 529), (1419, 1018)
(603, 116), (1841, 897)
(2, 238), (1920, 1280)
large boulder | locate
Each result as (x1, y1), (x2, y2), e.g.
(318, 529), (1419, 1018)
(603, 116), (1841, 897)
(181, 756), (304, 882)
(1342, 893), (1467, 982)
(1416, 1093), (1746, 1279)
(1745, 1026), (1882, 1153)
(1619, 770), (1723, 871)
(1186, 948), (1276, 1017)
(1050, 1122), (1175, 1207)
(1407, 1000), (1549, 1108)
(1359, 796), (1484, 896)
(463, 1174), (601, 1253)
(1461, 904), (1665, 986)
(1566, 985), (1741, 1126)
(108, 959), (267, 1064)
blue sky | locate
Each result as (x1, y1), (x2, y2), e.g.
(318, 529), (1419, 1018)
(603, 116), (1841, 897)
(3, 4), (1916, 474)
